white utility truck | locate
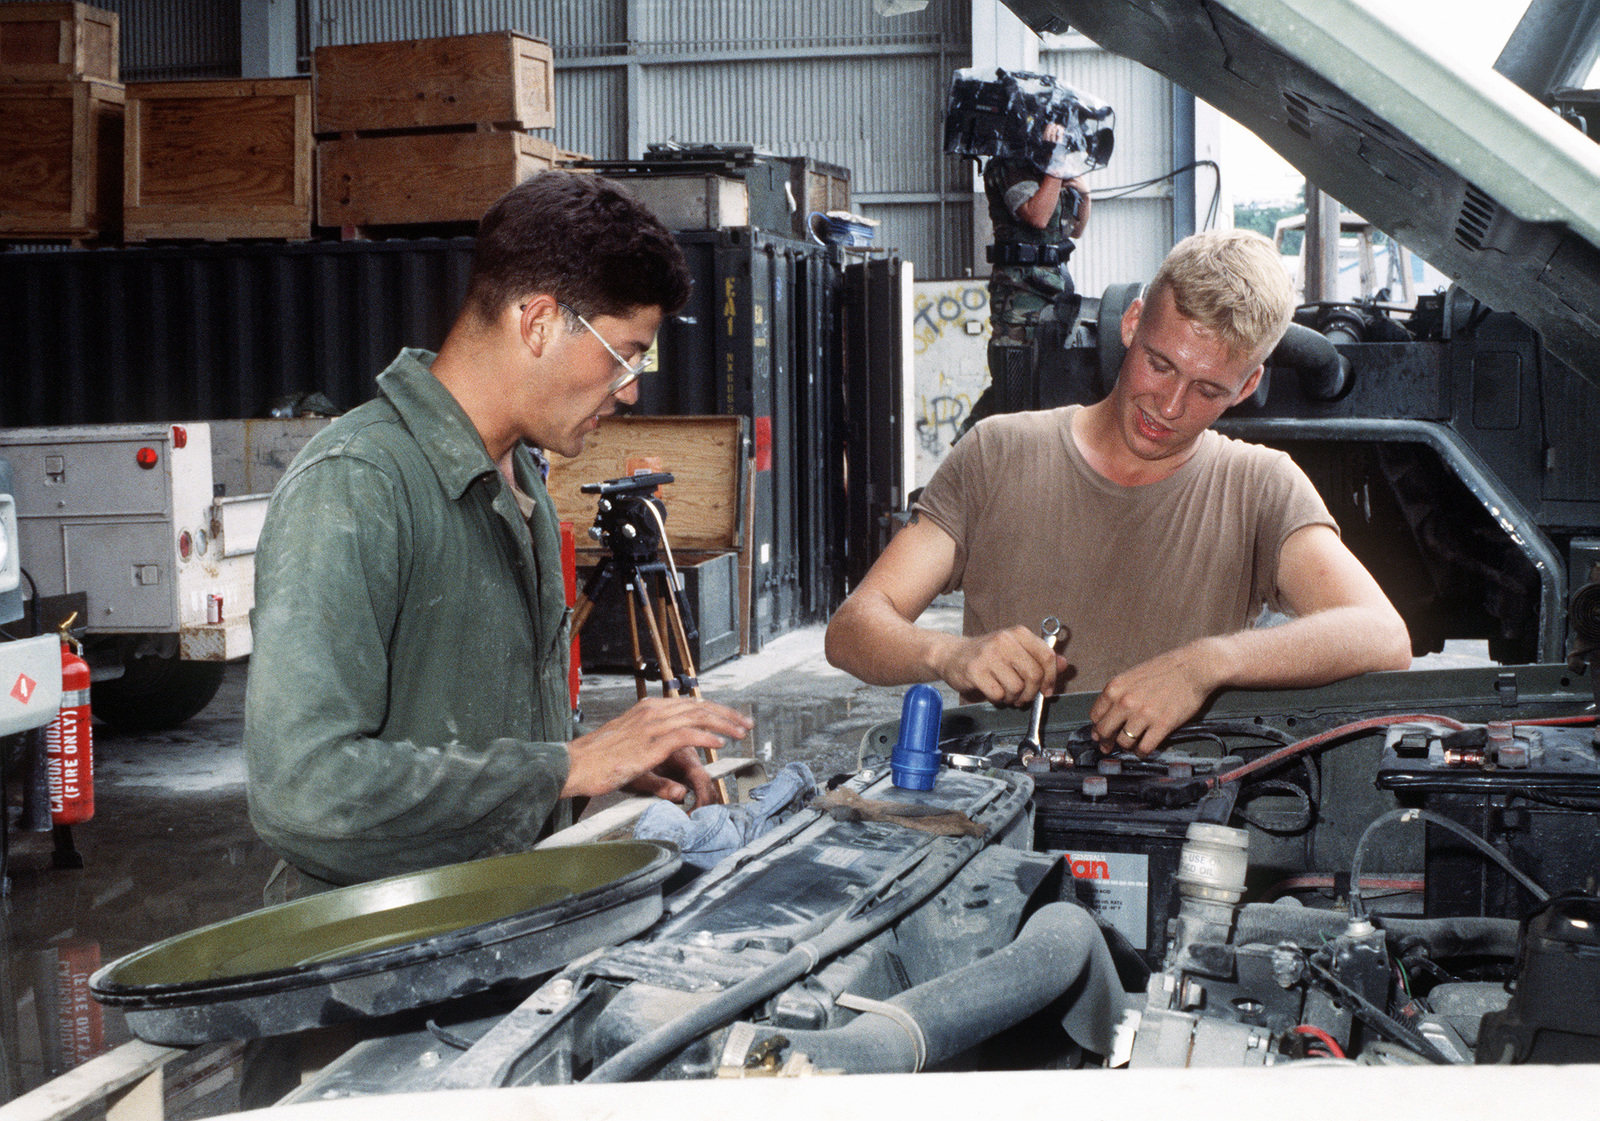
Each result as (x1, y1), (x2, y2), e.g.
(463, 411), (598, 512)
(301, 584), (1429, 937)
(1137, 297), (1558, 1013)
(0, 420), (325, 730)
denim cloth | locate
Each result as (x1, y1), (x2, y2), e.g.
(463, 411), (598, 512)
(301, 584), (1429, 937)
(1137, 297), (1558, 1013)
(634, 762), (817, 869)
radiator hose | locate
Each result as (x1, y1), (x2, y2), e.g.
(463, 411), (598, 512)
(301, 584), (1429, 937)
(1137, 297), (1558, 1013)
(1236, 902), (1522, 959)
(730, 902), (1129, 1073)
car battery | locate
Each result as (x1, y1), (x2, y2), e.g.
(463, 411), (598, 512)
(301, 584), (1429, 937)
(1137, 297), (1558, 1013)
(1029, 753), (1235, 969)
(1376, 721), (1600, 919)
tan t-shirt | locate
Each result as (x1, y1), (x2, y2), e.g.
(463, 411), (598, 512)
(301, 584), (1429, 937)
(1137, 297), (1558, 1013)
(915, 405), (1337, 693)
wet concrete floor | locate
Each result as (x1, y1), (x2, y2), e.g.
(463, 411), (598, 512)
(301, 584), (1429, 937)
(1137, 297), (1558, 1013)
(0, 609), (964, 1111)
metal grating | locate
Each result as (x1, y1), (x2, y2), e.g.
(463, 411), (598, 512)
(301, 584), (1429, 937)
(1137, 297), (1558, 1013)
(1284, 89), (1314, 139)
(1456, 185), (1497, 250)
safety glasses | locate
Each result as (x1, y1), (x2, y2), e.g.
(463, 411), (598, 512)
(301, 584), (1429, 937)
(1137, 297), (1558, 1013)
(559, 303), (657, 395)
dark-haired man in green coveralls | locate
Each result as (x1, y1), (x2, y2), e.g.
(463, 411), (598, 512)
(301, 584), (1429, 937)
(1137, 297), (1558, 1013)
(245, 171), (753, 897)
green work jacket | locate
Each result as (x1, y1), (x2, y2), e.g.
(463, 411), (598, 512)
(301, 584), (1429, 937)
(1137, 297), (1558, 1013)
(245, 348), (573, 886)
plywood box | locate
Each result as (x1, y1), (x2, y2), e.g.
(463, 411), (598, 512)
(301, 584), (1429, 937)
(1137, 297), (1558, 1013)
(577, 550), (739, 672)
(546, 416), (746, 553)
(0, 2), (117, 82)
(314, 31), (554, 133)
(124, 78), (312, 241)
(317, 130), (557, 228)
(0, 78), (122, 240)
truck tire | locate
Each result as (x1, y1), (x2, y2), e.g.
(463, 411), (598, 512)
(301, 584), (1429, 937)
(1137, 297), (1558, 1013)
(91, 653), (227, 732)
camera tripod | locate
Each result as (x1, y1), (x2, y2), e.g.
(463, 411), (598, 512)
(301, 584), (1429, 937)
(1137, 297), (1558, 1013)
(572, 474), (727, 796)
(573, 552), (704, 702)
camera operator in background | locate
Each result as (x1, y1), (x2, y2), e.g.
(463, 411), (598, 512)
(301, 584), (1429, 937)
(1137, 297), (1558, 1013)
(946, 67), (1109, 439)
(985, 119), (1092, 355)
(244, 171), (752, 898)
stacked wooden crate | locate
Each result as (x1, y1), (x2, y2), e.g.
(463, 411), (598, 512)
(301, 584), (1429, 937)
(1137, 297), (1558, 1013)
(123, 77), (313, 241)
(0, 2), (123, 242)
(314, 31), (558, 234)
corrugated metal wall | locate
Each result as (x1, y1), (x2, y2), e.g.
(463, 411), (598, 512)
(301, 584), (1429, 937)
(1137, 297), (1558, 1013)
(99, 0), (241, 80)
(630, 1), (955, 47)
(1038, 33), (1177, 293)
(554, 65), (629, 160)
(0, 240), (475, 426)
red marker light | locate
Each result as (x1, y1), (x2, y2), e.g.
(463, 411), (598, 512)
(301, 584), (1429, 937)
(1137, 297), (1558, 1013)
(171, 426), (187, 449)
(136, 447), (159, 469)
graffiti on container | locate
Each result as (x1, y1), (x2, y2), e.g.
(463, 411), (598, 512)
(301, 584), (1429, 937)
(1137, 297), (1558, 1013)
(913, 284), (990, 354)
(916, 375), (973, 453)
(913, 280), (993, 488)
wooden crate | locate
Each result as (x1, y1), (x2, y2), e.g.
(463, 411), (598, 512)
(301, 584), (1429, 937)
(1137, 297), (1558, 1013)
(314, 31), (553, 133)
(621, 175), (754, 232)
(317, 130), (557, 229)
(0, 2), (117, 82)
(0, 78), (122, 240)
(546, 416), (746, 554)
(787, 157), (851, 223)
(124, 78), (312, 242)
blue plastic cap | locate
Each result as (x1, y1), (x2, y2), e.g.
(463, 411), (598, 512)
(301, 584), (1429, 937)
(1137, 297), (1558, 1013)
(890, 683), (943, 790)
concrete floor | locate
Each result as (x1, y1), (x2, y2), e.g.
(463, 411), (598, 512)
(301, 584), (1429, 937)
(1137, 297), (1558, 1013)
(0, 605), (1493, 1111)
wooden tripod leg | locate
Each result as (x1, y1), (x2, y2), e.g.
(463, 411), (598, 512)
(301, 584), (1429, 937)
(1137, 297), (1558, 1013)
(657, 595), (674, 688)
(572, 595), (596, 635)
(572, 557), (616, 640)
(664, 584), (703, 701)
(655, 572), (730, 804)
(624, 581), (648, 701)
(633, 577), (676, 697)
(638, 571), (730, 805)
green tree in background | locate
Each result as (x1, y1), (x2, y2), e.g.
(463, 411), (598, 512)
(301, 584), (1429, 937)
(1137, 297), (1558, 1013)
(1233, 187), (1305, 253)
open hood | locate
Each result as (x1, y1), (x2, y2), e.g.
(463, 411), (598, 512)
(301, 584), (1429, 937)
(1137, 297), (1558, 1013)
(1000, 0), (1600, 388)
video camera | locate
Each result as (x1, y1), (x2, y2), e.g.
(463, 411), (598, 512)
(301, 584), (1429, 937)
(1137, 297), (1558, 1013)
(943, 67), (1115, 180)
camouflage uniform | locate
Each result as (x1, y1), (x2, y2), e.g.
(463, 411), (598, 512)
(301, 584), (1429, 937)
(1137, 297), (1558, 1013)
(984, 156), (1078, 346)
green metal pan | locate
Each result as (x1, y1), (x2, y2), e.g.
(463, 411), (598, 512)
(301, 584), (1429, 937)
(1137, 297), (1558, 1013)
(89, 840), (679, 1045)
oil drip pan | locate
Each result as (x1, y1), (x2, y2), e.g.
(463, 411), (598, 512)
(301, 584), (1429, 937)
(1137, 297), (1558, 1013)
(90, 841), (678, 1045)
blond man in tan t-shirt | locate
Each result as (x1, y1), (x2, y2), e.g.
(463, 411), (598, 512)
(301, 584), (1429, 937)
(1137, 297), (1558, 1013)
(825, 229), (1410, 756)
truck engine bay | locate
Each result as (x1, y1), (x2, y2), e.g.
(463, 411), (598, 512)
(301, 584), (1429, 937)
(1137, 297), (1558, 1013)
(83, 660), (1598, 1106)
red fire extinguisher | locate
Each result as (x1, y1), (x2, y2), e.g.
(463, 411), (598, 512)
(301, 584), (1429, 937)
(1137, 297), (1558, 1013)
(559, 521), (582, 719)
(46, 615), (94, 825)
